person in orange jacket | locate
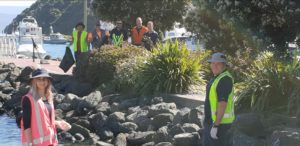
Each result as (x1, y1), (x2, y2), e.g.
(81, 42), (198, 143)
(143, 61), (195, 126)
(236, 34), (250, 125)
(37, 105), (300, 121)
(21, 68), (71, 146)
(131, 17), (148, 46)
(88, 20), (109, 49)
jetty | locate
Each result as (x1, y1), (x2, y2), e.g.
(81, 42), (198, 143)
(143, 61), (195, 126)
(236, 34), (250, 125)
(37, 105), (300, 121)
(0, 35), (72, 74)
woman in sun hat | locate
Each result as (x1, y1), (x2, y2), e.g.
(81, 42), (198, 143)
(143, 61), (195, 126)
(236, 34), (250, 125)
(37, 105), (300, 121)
(21, 68), (71, 146)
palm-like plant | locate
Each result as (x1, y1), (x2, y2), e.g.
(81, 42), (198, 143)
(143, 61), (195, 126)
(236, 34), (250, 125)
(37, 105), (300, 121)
(137, 41), (203, 95)
(235, 51), (300, 114)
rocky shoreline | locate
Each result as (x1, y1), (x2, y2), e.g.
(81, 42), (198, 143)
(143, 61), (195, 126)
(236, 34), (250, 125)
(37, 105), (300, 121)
(1, 63), (300, 146)
(0, 63), (204, 146)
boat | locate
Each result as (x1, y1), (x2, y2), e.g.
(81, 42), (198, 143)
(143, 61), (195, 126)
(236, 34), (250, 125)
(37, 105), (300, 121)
(163, 22), (204, 51)
(44, 26), (67, 44)
(17, 16), (46, 58)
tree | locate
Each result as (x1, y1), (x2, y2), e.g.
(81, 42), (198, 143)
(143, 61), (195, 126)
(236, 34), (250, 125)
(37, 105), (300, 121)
(91, 0), (191, 31)
(185, 0), (300, 56)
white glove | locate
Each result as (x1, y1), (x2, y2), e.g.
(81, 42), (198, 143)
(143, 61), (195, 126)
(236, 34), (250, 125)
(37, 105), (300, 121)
(210, 126), (218, 139)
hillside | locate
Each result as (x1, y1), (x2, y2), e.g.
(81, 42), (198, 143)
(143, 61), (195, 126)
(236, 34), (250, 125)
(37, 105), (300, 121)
(4, 0), (97, 35)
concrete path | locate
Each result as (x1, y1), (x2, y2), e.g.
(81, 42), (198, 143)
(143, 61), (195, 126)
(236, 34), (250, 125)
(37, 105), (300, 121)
(0, 58), (73, 75)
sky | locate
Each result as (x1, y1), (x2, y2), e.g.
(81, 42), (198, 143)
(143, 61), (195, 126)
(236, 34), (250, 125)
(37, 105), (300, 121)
(0, 0), (36, 32)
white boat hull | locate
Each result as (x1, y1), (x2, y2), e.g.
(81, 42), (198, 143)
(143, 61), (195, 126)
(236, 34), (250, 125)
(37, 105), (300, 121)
(17, 44), (46, 58)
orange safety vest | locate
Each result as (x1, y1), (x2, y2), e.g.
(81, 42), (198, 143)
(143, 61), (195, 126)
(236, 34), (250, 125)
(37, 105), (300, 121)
(21, 93), (58, 146)
(131, 26), (148, 45)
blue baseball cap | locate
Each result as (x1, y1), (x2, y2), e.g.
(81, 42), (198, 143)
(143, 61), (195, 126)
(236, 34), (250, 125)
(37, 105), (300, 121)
(30, 68), (52, 80)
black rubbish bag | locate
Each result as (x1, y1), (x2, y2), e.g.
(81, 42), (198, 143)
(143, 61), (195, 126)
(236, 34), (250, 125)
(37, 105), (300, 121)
(59, 46), (75, 73)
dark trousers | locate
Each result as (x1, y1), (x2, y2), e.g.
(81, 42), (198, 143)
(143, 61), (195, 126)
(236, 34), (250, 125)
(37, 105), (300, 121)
(203, 122), (232, 146)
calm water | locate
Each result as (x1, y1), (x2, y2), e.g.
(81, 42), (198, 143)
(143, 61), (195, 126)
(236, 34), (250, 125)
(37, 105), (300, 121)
(44, 43), (68, 59)
(0, 114), (21, 146)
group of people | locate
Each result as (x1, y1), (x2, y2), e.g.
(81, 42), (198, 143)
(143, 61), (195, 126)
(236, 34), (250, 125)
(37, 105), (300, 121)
(20, 52), (235, 146)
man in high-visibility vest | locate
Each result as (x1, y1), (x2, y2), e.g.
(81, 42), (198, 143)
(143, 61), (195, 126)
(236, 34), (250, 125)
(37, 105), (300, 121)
(71, 22), (90, 78)
(203, 52), (235, 146)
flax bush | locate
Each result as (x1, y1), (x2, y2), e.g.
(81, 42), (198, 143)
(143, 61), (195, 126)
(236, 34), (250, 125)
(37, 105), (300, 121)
(136, 41), (204, 95)
(235, 51), (300, 114)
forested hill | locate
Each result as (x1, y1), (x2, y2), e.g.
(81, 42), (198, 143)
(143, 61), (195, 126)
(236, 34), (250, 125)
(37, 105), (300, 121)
(4, 0), (96, 35)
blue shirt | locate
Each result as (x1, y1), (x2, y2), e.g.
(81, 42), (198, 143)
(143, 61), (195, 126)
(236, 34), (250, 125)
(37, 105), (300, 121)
(204, 73), (233, 124)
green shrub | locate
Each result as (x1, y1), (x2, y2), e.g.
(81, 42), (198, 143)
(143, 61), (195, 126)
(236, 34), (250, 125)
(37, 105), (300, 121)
(235, 51), (300, 114)
(136, 41), (203, 95)
(86, 44), (148, 88)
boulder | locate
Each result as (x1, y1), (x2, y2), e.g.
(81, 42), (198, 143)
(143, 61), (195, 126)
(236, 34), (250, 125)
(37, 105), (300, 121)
(173, 107), (190, 125)
(148, 102), (177, 117)
(105, 121), (122, 135)
(174, 133), (198, 146)
(74, 133), (85, 142)
(59, 132), (76, 143)
(0, 80), (11, 91)
(127, 131), (156, 146)
(151, 97), (164, 104)
(55, 109), (64, 119)
(2, 86), (15, 94)
(54, 94), (65, 104)
(152, 113), (174, 130)
(96, 141), (114, 146)
(68, 123), (91, 139)
(114, 133), (127, 146)
(7, 67), (21, 86)
(120, 122), (138, 133)
(75, 119), (90, 130)
(128, 106), (141, 115)
(110, 102), (120, 113)
(63, 93), (78, 103)
(169, 124), (185, 137)
(16, 66), (33, 83)
(65, 110), (75, 119)
(142, 142), (155, 146)
(268, 127), (300, 146)
(96, 102), (111, 115)
(155, 126), (172, 143)
(82, 90), (102, 108)
(0, 70), (9, 81)
(126, 110), (151, 131)
(188, 106), (204, 128)
(182, 123), (200, 133)
(0, 92), (11, 102)
(97, 127), (114, 140)
(108, 112), (126, 123)
(56, 103), (72, 112)
(89, 112), (108, 131)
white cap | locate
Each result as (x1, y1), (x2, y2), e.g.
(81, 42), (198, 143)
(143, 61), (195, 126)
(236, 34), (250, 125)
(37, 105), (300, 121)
(208, 52), (228, 64)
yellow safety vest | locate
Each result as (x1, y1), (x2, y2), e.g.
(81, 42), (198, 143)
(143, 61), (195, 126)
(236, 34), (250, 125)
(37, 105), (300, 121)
(73, 31), (88, 53)
(209, 71), (235, 124)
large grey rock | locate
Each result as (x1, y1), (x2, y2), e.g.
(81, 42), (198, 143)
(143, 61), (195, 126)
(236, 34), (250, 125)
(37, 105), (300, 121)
(233, 130), (266, 146)
(232, 113), (265, 137)
(142, 141), (155, 146)
(97, 127), (114, 140)
(0, 70), (9, 81)
(108, 112), (125, 123)
(2, 86), (14, 94)
(268, 127), (300, 146)
(54, 94), (65, 104)
(56, 79), (93, 97)
(63, 93), (78, 103)
(65, 110), (75, 119)
(155, 142), (173, 146)
(56, 103), (72, 112)
(68, 123), (90, 139)
(182, 123), (200, 133)
(128, 106), (141, 115)
(114, 133), (127, 146)
(7, 67), (21, 86)
(173, 107), (190, 125)
(96, 102), (111, 115)
(148, 102), (177, 117)
(96, 141), (114, 146)
(174, 133), (198, 146)
(55, 109), (64, 119)
(151, 97), (164, 104)
(110, 102), (120, 113)
(120, 122), (138, 133)
(188, 106), (204, 128)
(155, 126), (171, 143)
(169, 124), (185, 136)
(89, 112), (108, 131)
(75, 119), (90, 130)
(142, 142), (155, 146)
(152, 113), (174, 130)
(127, 131), (156, 146)
(82, 91), (102, 108)
(0, 92), (11, 102)
(16, 66), (33, 83)
(74, 133), (85, 142)
(126, 110), (151, 131)
(0, 80), (11, 91)
(105, 121), (122, 135)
